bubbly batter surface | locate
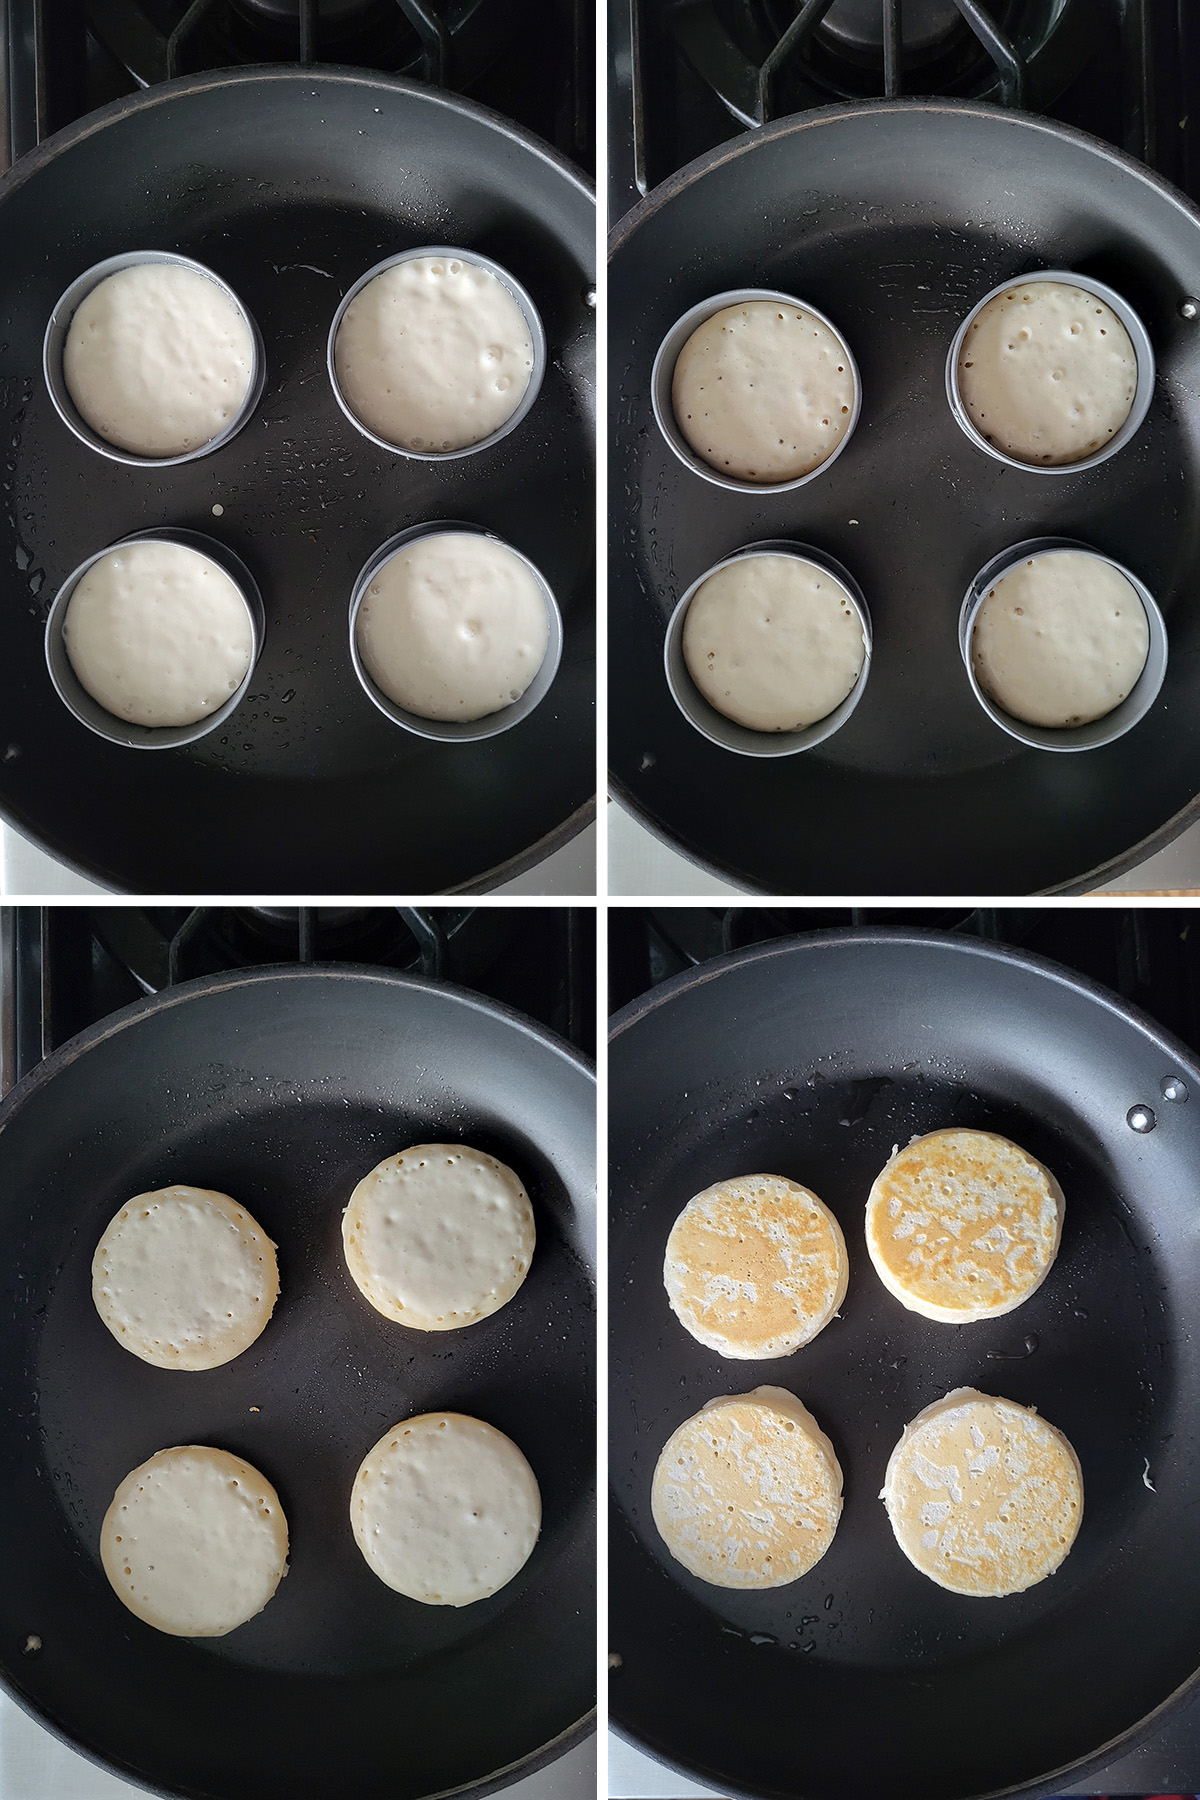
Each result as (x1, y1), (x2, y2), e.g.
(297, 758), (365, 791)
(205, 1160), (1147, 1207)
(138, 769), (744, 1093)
(342, 1144), (535, 1330)
(100, 1445), (288, 1636)
(957, 280), (1137, 465)
(334, 254), (533, 452)
(63, 263), (254, 457)
(865, 1128), (1063, 1322)
(671, 300), (855, 482)
(356, 532), (549, 722)
(93, 1185), (279, 1370)
(682, 554), (865, 732)
(881, 1389), (1083, 1596)
(972, 550), (1149, 728)
(351, 1413), (541, 1606)
(63, 539), (254, 729)
(652, 1388), (843, 1589)
(664, 1174), (847, 1358)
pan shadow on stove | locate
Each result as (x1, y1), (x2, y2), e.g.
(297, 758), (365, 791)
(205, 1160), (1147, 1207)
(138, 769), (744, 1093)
(608, 904), (1200, 1800)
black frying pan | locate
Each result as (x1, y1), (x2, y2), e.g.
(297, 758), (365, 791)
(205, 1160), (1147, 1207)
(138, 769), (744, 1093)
(609, 101), (1200, 894)
(0, 963), (595, 1799)
(609, 929), (1200, 1799)
(0, 66), (594, 893)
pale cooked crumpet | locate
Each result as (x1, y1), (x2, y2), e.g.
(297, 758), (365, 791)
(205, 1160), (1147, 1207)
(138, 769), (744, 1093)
(92, 1185), (279, 1370)
(881, 1388), (1083, 1597)
(334, 254), (533, 452)
(652, 1387), (843, 1589)
(351, 1412), (541, 1606)
(101, 1445), (288, 1636)
(664, 1174), (848, 1358)
(342, 1144), (535, 1330)
(972, 549), (1149, 728)
(682, 555), (865, 733)
(957, 280), (1137, 466)
(865, 1128), (1063, 1323)
(64, 263), (254, 458)
(672, 300), (855, 482)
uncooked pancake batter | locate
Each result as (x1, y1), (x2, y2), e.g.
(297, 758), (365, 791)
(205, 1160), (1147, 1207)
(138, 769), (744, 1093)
(356, 531), (549, 722)
(957, 280), (1137, 465)
(63, 539), (254, 729)
(672, 300), (855, 482)
(682, 553), (865, 732)
(334, 254), (534, 452)
(972, 550), (1149, 728)
(63, 262), (254, 457)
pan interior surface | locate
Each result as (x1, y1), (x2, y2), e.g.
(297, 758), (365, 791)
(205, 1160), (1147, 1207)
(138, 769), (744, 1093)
(0, 68), (594, 893)
(609, 932), (1200, 1800)
(0, 968), (595, 1800)
(609, 102), (1200, 893)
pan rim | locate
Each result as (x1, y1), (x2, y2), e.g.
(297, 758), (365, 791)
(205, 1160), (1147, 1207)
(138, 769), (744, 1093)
(609, 923), (1200, 1797)
(0, 62), (596, 211)
(0, 958), (596, 1800)
(609, 925), (1199, 1074)
(608, 94), (1200, 252)
(607, 95), (1200, 895)
(1, 959), (595, 1136)
(0, 63), (596, 897)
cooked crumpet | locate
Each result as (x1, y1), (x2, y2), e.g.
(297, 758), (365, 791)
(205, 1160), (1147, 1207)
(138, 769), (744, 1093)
(865, 1128), (1063, 1323)
(881, 1388), (1083, 1597)
(664, 1173), (848, 1358)
(92, 1185), (279, 1370)
(342, 1144), (535, 1330)
(100, 1445), (288, 1636)
(652, 1387), (843, 1589)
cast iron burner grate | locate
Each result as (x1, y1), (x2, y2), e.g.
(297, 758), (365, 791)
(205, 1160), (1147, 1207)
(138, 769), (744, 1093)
(84, 0), (523, 87)
(0, 905), (595, 1093)
(612, 0), (1197, 219)
(3, 0), (593, 172)
(673, 0), (1090, 124)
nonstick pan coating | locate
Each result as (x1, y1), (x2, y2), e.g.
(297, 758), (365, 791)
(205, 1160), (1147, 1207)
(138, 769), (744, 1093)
(0, 965), (595, 1800)
(609, 101), (1200, 894)
(0, 67), (594, 893)
(609, 930), (1200, 1799)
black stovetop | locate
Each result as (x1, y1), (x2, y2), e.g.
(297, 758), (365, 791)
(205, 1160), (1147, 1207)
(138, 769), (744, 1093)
(1, 905), (595, 1096)
(609, 903), (1200, 1800)
(610, 0), (1200, 221)
(4, 0), (593, 172)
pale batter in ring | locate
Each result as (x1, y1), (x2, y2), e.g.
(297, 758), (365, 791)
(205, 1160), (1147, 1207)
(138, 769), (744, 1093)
(334, 253), (534, 452)
(671, 299), (856, 483)
(957, 280), (1138, 466)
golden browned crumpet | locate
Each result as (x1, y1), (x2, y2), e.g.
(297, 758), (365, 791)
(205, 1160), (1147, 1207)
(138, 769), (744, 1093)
(651, 1387), (843, 1589)
(664, 1173), (848, 1358)
(865, 1128), (1063, 1323)
(881, 1389), (1083, 1597)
